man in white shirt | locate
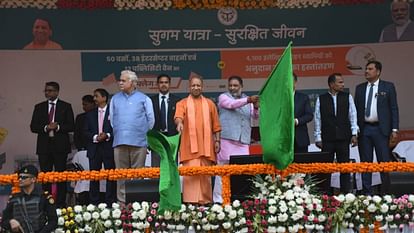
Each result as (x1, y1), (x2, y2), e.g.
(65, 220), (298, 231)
(30, 81), (74, 207)
(84, 88), (116, 205)
(150, 74), (180, 167)
(314, 73), (358, 194)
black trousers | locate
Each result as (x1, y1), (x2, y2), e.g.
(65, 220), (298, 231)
(294, 145), (308, 153)
(359, 124), (391, 195)
(38, 150), (68, 207)
(89, 145), (116, 205)
(76, 191), (90, 205)
(322, 140), (351, 194)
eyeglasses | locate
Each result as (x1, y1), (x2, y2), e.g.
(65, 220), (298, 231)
(18, 175), (34, 180)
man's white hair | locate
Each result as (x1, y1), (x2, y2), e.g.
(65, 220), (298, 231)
(391, 0), (410, 10)
(121, 70), (138, 84)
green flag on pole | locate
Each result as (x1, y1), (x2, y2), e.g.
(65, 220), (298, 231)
(147, 130), (181, 214)
(259, 42), (294, 170)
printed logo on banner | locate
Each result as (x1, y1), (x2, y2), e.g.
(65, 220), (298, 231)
(345, 46), (376, 75)
(217, 7), (238, 26)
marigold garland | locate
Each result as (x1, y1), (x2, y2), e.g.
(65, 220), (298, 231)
(3, 162), (414, 195)
(2, 162), (409, 232)
(2, 162), (414, 185)
(374, 221), (384, 233)
(221, 175), (231, 204)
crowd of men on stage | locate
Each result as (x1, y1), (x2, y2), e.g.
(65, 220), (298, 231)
(0, 60), (399, 233)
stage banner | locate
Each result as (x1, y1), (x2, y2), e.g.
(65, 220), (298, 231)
(1, 3), (411, 50)
(81, 45), (375, 91)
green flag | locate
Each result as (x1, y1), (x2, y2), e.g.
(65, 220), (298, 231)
(147, 130), (181, 214)
(259, 42), (294, 170)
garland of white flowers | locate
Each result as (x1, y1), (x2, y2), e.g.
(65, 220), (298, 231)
(54, 174), (414, 233)
(2, 0), (412, 10)
(272, 0), (331, 9)
(114, 0), (172, 10)
(0, 0), (57, 9)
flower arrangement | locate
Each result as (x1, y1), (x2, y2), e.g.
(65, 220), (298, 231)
(54, 173), (414, 233)
(249, 174), (338, 233)
(55, 203), (124, 233)
(333, 193), (414, 233)
(53, 174), (329, 233)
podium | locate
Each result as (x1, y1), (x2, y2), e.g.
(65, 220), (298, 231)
(125, 179), (160, 203)
(229, 152), (334, 201)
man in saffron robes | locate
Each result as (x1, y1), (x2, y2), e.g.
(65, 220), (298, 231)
(174, 75), (221, 205)
(23, 18), (63, 50)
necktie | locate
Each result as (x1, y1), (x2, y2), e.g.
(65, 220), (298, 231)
(98, 109), (104, 134)
(48, 102), (55, 123)
(365, 83), (374, 117)
(160, 96), (167, 131)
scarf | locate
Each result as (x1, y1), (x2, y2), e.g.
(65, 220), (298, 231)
(186, 95), (211, 156)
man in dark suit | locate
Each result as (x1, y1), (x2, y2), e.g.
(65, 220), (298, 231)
(314, 73), (358, 194)
(74, 95), (95, 151)
(30, 81), (74, 207)
(84, 88), (116, 205)
(293, 73), (313, 153)
(355, 60), (399, 195)
(150, 74), (180, 166)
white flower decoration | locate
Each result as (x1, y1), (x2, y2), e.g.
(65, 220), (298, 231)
(112, 202), (120, 209)
(232, 200), (241, 208)
(132, 202), (141, 211)
(86, 204), (95, 212)
(112, 208), (122, 219)
(98, 203), (107, 210)
(100, 209), (110, 220)
(372, 195), (382, 204)
(104, 220), (112, 228)
(92, 211), (100, 219)
(276, 226), (286, 233)
(57, 217), (65, 225)
(74, 205), (83, 213)
(83, 212), (92, 221)
(345, 193), (356, 203)
(74, 214), (83, 223)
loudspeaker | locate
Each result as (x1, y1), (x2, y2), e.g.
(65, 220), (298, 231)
(293, 152), (334, 195)
(389, 172), (414, 196)
(229, 155), (262, 202)
(125, 179), (160, 203)
(229, 152), (334, 201)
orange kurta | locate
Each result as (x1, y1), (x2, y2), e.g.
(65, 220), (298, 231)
(175, 96), (221, 204)
(23, 40), (63, 50)
(175, 96), (221, 163)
